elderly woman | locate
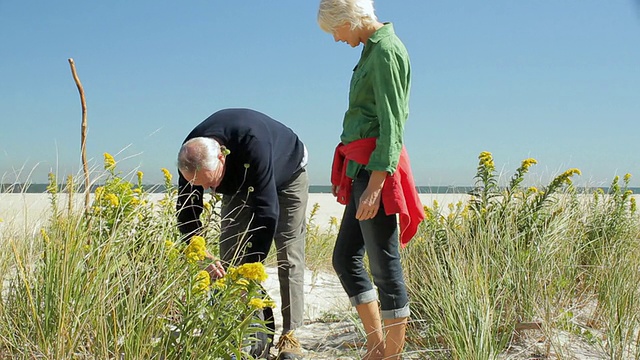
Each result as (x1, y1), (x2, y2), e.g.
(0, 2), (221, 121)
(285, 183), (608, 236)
(318, 1), (424, 359)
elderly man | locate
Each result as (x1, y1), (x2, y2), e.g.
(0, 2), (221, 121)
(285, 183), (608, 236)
(176, 108), (307, 360)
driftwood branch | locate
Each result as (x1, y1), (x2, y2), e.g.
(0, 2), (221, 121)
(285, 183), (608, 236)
(67, 58), (90, 214)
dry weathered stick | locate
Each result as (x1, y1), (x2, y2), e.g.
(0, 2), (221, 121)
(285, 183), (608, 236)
(67, 58), (90, 214)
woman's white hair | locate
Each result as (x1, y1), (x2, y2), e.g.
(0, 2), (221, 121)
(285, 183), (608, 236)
(317, 0), (378, 33)
(177, 137), (221, 173)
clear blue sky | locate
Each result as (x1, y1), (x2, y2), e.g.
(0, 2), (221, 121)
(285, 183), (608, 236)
(1, 1), (639, 187)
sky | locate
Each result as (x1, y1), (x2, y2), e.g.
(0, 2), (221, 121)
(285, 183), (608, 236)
(1, 0), (639, 187)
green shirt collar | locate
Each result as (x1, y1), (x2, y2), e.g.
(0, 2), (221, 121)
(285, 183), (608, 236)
(368, 22), (394, 44)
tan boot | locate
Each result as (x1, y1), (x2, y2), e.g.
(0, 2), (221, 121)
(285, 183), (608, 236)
(382, 317), (408, 360)
(356, 301), (385, 360)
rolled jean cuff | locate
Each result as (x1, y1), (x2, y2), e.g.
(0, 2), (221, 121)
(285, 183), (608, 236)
(381, 303), (410, 320)
(349, 289), (378, 307)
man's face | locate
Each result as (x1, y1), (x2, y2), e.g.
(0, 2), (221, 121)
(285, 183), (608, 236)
(181, 164), (224, 190)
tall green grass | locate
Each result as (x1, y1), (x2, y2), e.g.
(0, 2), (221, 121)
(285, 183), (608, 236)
(1, 151), (638, 359)
(0, 155), (274, 359)
(404, 152), (640, 359)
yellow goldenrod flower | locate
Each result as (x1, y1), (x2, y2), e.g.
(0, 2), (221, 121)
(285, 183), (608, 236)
(184, 235), (207, 263)
(192, 270), (211, 295)
(237, 262), (268, 282)
(40, 228), (50, 244)
(137, 171), (144, 183)
(95, 186), (104, 199)
(46, 173), (57, 194)
(103, 153), (116, 171)
(106, 193), (119, 207)
(212, 277), (227, 290)
(248, 298), (267, 309)
(478, 151), (495, 171)
(521, 158), (538, 171)
(236, 279), (250, 287)
(161, 168), (173, 183)
(623, 173), (631, 182)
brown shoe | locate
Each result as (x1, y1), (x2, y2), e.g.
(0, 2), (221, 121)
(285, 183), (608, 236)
(275, 331), (303, 360)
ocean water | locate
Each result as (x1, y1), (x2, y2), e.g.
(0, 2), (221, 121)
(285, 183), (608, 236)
(2, 184), (638, 195)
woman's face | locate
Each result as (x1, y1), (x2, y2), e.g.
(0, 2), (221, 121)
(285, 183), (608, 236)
(332, 23), (359, 47)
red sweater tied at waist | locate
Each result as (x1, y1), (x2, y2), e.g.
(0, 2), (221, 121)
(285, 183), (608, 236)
(330, 138), (425, 247)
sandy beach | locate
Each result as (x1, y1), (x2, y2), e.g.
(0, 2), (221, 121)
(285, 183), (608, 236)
(0, 192), (471, 235)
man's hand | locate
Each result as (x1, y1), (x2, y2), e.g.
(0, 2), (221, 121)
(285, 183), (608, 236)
(204, 251), (226, 280)
(331, 184), (340, 197)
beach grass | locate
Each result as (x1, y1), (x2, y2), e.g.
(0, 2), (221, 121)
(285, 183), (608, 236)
(1, 151), (639, 359)
(403, 153), (640, 359)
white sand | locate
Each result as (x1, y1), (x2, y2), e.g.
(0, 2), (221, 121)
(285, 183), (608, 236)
(0, 192), (471, 235)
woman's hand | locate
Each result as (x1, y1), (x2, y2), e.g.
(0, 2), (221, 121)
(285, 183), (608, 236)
(356, 170), (387, 221)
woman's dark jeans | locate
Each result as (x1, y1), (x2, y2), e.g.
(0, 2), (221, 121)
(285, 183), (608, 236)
(332, 170), (410, 319)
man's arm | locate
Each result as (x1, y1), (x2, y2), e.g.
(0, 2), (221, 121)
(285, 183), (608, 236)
(176, 171), (205, 242)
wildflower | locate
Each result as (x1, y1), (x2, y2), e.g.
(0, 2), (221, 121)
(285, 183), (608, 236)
(165, 240), (179, 260)
(248, 186), (254, 193)
(184, 236), (207, 263)
(447, 203), (454, 212)
(329, 216), (338, 226)
(222, 147), (231, 156)
(432, 200), (439, 209)
(527, 187), (538, 194)
(249, 298), (268, 309)
(520, 158), (538, 171)
(106, 193), (119, 207)
(192, 270), (211, 295)
(631, 197), (637, 213)
(203, 202), (212, 211)
(46, 173), (57, 194)
(236, 279), (250, 287)
(478, 151), (495, 171)
(95, 186), (104, 199)
(561, 168), (582, 183)
(244, 163), (250, 169)
(161, 168), (173, 183)
(137, 171), (144, 184)
(624, 173), (631, 183)
(212, 277), (227, 290)
(103, 153), (116, 171)
(237, 262), (268, 282)
(40, 228), (50, 244)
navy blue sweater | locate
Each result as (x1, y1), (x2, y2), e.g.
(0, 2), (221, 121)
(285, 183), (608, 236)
(176, 108), (305, 244)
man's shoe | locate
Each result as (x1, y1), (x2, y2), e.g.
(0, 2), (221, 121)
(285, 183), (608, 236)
(275, 331), (303, 360)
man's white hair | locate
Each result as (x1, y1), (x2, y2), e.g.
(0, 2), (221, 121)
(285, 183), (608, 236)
(317, 0), (378, 33)
(177, 137), (221, 173)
